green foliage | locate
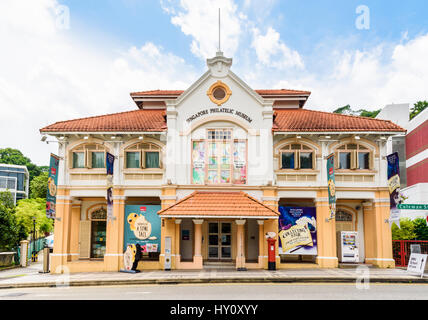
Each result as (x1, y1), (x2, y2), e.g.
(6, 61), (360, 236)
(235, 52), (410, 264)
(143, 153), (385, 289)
(391, 218), (417, 240)
(357, 109), (381, 118)
(410, 101), (428, 120)
(413, 218), (428, 240)
(333, 105), (354, 115)
(30, 171), (48, 199)
(15, 198), (53, 236)
(0, 191), (19, 251)
(333, 105), (381, 118)
(0, 148), (42, 182)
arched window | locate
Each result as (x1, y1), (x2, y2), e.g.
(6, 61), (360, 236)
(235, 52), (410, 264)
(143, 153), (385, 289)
(335, 208), (356, 232)
(279, 143), (316, 170)
(335, 143), (373, 170)
(336, 210), (353, 222)
(69, 143), (107, 169)
(125, 142), (162, 169)
(192, 129), (247, 185)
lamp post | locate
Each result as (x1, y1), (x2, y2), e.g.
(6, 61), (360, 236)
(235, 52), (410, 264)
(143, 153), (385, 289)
(32, 216), (36, 262)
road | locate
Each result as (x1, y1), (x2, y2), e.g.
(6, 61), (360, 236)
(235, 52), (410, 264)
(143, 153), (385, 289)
(0, 283), (427, 300)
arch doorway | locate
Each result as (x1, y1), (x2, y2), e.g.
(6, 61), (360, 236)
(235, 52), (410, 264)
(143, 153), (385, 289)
(335, 208), (355, 233)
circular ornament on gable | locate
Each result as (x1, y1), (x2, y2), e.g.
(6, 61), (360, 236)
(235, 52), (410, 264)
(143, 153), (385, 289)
(207, 80), (232, 106)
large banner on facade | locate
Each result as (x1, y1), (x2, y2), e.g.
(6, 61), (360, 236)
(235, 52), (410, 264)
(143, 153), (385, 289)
(387, 152), (401, 227)
(326, 153), (336, 220)
(46, 153), (60, 219)
(123, 205), (161, 253)
(278, 206), (317, 255)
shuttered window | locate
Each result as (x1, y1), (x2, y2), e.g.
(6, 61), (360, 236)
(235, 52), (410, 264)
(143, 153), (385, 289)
(280, 143), (316, 170)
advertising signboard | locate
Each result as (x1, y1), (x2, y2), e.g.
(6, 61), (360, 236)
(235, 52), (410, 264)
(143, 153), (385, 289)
(46, 153), (60, 219)
(278, 206), (317, 255)
(407, 253), (428, 278)
(124, 205), (161, 253)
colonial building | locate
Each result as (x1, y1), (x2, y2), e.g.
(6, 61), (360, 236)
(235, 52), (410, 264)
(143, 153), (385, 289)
(40, 52), (405, 273)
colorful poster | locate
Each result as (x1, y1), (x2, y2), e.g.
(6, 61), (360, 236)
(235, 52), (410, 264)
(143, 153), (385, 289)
(124, 205), (161, 252)
(278, 206), (317, 255)
(326, 153), (336, 220)
(46, 153), (60, 219)
(192, 141), (205, 184)
(387, 152), (401, 227)
(233, 141), (246, 184)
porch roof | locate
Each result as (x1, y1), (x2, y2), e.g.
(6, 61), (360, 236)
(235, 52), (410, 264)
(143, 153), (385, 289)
(158, 191), (279, 219)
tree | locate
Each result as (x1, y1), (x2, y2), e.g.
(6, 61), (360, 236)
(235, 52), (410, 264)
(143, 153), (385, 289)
(413, 218), (428, 240)
(333, 105), (355, 115)
(0, 148), (41, 181)
(391, 218), (416, 240)
(357, 109), (381, 118)
(0, 191), (19, 251)
(30, 171), (48, 199)
(410, 101), (428, 120)
(333, 105), (381, 118)
(15, 198), (53, 236)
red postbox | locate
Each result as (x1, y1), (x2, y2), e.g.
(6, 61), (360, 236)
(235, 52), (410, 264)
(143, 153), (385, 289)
(267, 237), (276, 270)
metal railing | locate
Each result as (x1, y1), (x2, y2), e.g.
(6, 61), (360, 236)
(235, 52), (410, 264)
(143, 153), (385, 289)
(15, 238), (47, 263)
(392, 240), (428, 267)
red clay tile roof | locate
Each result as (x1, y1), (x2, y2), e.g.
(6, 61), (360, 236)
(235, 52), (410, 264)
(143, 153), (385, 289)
(130, 90), (185, 96)
(158, 191), (279, 217)
(130, 89), (311, 97)
(40, 109), (166, 133)
(273, 108), (406, 132)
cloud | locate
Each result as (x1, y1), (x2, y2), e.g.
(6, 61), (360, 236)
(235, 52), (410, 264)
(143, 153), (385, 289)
(0, 0), (197, 165)
(161, 0), (245, 59)
(251, 27), (304, 70)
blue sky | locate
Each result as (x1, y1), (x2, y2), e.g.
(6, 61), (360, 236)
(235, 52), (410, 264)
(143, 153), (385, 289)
(0, 0), (427, 165)
(61, 0), (428, 72)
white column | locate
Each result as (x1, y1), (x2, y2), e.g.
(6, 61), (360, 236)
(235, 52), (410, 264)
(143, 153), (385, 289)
(257, 220), (265, 267)
(192, 219), (204, 268)
(235, 219), (246, 270)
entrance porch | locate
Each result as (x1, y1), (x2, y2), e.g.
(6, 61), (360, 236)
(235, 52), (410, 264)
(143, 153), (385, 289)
(158, 191), (280, 270)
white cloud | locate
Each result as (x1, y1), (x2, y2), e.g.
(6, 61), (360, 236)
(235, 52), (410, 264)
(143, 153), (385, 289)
(251, 27), (304, 70)
(161, 0), (245, 59)
(0, 0), (197, 165)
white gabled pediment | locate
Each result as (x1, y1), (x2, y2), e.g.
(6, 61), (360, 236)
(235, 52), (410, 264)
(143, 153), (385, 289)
(171, 52), (272, 132)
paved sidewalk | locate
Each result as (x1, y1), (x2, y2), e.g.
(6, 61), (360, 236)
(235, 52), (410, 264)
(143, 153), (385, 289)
(0, 261), (427, 289)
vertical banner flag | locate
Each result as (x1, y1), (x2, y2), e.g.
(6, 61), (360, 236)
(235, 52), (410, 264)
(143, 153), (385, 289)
(387, 152), (401, 228)
(106, 152), (115, 221)
(46, 153), (60, 219)
(326, 153), (336, 220)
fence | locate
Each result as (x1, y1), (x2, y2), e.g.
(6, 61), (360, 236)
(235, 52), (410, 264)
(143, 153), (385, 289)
(392, 240), (428, 267)
(15, 238), (46, 264)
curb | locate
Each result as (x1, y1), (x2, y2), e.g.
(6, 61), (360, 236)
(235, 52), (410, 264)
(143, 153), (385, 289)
(1, 276), (427, 289)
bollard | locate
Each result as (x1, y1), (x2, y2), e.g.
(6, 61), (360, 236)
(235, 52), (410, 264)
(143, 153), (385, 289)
(20, 240), (29, 267)
(42, 247), (50, 273)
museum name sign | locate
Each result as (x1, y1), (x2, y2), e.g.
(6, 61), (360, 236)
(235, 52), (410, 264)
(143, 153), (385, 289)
(186, 107), (253, 123)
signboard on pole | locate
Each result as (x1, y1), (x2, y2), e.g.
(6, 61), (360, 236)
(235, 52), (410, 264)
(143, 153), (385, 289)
(387, 152), (401, 228)
(407, 253), (428, 278)
(46, 153), (60, 219)
(326, 153), (336, 220)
